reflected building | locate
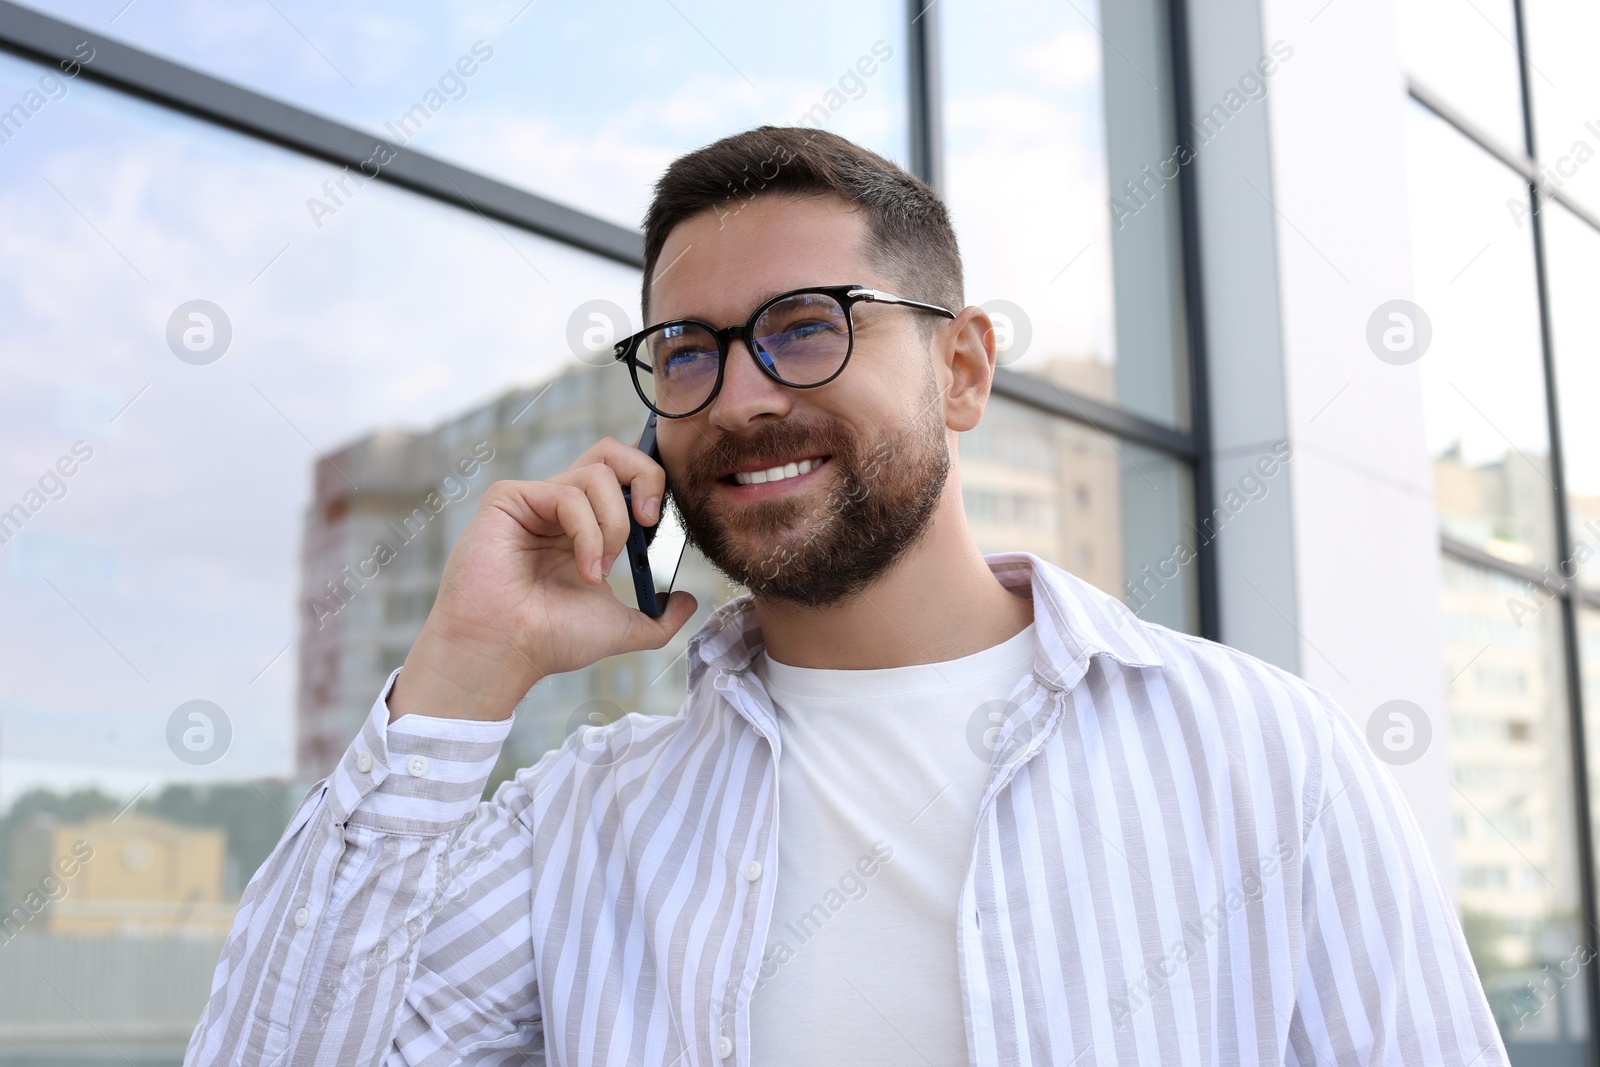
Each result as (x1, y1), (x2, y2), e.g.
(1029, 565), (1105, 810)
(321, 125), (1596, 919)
(1433, 442), (1557, 565)
(295, 364), (738, 781)
(963, 353), (1123, 600)
(7, 811), (233, 939)
(1435, 450), (1589, 1057)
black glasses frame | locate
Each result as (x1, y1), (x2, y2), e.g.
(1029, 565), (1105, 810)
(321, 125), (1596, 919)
(612, 284), (957, 419)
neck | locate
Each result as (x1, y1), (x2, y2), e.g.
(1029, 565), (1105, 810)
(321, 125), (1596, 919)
(751, 477), (1034, 670)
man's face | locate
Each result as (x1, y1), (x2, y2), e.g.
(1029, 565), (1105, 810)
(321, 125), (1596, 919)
(650, 194), (953, 608)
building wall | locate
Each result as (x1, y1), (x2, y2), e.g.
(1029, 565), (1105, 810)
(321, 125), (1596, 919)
(1185, 0), (1458, 879)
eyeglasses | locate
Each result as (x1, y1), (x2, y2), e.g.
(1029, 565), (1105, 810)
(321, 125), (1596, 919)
(612, 284), (957, 419)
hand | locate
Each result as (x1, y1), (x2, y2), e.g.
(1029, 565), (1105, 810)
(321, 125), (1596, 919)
(387, 437), (698, 723)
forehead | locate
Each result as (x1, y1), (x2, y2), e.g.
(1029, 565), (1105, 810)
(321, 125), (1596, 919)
(648, 194), (881, 323)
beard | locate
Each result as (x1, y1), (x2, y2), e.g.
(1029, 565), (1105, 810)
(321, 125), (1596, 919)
(670, 372), (951, 608)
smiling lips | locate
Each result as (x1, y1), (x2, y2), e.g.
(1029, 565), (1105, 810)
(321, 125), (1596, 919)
(714, 455), (833, 500)
(730, 456), (828, 486)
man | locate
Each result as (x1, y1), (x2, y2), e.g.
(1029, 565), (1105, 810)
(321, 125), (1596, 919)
(185, 127), (1508, 1066)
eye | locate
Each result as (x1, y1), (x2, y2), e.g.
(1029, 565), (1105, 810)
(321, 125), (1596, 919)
(663, 345), (717, 372)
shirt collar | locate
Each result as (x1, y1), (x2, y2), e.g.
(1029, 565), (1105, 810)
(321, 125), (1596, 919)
(685, 550), (1166, 693)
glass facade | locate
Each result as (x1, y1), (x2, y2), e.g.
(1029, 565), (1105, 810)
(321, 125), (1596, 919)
(1399, 0), (1600, 1055)
(941, 0), (1189, 429)
(8, 0), (912, 230)
(0, 3), (1203, 1060)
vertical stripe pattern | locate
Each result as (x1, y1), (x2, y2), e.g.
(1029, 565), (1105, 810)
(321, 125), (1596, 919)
(183, 551), (1509, 1066)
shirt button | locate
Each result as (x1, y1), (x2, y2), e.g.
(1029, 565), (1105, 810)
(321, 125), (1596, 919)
(407, 755), (428, 777)
(294, 907), (309, 928)
(741, 860), (762, 882)
(355, 751), (373, 774)
(715, 1035), (733, 1058)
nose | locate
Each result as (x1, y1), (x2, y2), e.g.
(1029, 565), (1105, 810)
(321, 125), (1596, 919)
(705, 334), (792, 432)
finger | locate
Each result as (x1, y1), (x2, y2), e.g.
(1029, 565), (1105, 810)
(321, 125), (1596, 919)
(567, 464), (632, 572)
(544, 484), (606, 584)
(566, 436), (666, 527)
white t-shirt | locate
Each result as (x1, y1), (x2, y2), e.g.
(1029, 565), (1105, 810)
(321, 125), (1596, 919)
(747, 621), (1038, 1067)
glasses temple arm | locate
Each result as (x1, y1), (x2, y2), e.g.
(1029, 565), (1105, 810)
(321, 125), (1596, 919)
(848, 287), (957, 319)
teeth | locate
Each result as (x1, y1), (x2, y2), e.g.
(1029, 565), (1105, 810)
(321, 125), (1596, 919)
(734, 457), (821, 486)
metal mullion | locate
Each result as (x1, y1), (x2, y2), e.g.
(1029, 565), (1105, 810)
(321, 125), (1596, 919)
(1508, 0), (1600, 1054)
(1408, 79), (1600, 238)
(906, 0), (942, 194)
(0, 1), (645, 267)
(1441, 534), (1569, 593)
(990, 369), (1197, 460)
(1165, 0), (1217, 642)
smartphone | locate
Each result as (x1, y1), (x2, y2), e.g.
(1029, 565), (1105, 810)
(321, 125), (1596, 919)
(616, 413), (688, 617)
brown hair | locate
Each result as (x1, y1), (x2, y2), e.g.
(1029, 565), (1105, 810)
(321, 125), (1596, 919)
(640, 126), (963, 333)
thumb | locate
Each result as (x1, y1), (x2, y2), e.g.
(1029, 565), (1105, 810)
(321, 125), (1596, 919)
(629, 589), (699, 647)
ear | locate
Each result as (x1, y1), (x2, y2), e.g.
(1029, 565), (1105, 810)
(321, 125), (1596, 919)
(936, 306), (995, 433)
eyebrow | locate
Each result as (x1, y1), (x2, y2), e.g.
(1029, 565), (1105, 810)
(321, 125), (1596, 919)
(650, 286), (830, 327)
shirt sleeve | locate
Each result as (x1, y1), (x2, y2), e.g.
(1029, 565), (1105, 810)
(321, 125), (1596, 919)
(1285, 691), (1511, 1066)
(182, 667), (543, 1066)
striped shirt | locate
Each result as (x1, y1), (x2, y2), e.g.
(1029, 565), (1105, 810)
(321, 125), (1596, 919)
(184, 550), (1509, 1066)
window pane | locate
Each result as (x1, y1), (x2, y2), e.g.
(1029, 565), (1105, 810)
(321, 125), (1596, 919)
(1396, 0), (1526, 151)
(961, 395), (1198, 634)
(1524, 0), (1600, 218)
(941, 0), (1190, 429)
(0, 50), (671, 1052)
(1404, 102), (1557, 566)
(11, 0), (908, 230)
(1541, 203), (1600, 591)
(1441, 556), (1589, 1056)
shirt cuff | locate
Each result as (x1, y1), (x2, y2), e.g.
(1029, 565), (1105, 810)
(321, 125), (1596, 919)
(328, 666), (515, 835)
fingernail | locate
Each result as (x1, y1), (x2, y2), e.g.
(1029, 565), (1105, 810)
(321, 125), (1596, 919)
(591, 559), (603, 581)
(643, 496), (659, 518)
(602, 553), (617, 576)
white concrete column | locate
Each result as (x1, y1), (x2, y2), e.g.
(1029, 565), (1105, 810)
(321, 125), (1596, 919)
(1185, 0), (1456, 880)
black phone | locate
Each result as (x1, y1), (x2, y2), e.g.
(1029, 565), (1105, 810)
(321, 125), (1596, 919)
(618, 413), (687, 617)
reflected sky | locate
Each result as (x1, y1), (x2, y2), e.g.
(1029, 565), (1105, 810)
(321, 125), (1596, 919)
(10, 0), (911, 229)
(0, 48), (640, 802)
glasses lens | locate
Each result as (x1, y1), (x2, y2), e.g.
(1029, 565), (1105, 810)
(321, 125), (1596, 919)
(634, 322), (721, 416)
(752, 292), (851, 385)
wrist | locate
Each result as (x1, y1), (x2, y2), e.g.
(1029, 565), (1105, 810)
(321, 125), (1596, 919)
(388, 625), (543, 723)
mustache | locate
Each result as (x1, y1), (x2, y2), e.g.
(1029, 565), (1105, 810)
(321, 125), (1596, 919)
(686, 419), (856, 483)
